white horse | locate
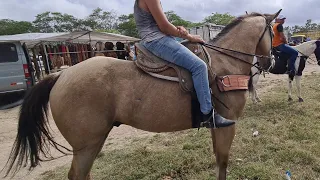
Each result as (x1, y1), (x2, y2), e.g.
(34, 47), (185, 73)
(250, 40), (320, 103)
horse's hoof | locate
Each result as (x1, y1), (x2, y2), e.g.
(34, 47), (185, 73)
(288, 97), (293, 102)
(298, 98), (304, 103)
(257, 98), (262, 102)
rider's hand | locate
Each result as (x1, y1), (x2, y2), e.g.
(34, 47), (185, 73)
(177, 26), (188, 37)
(188, 34), (205, 43)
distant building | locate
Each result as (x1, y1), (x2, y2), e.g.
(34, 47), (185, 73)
(188, 23), (225, 42)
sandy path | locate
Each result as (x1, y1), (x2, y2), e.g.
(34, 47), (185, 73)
(0, 63), (319, 180)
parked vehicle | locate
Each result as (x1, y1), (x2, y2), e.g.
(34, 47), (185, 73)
(289, 35), (307, 45)
(0, 42), (34, 95)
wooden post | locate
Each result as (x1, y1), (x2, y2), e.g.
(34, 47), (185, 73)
(31, 48), (41, 80)
(42, 43), (51, 74)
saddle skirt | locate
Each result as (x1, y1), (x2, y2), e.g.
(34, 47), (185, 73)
(134, 41), (250, 93)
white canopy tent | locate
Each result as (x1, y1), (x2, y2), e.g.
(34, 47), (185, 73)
(0, 31), (140, 47)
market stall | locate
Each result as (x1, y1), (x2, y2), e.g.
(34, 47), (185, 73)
(0, 31), (140, 80)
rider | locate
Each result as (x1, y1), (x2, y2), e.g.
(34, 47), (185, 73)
(272, 15), (298, 77)
(133, 0), (235, 128)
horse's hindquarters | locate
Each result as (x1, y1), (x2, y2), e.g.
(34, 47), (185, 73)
(49, 58), (124, 149)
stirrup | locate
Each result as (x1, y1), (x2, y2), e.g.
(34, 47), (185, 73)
(200, 112), (235, 129)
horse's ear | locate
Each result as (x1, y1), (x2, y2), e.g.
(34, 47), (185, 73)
(265, 9), (282, 24)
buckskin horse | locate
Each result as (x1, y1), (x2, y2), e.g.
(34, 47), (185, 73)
(3, 10), (281, 180)
(250, 40), (320, 103)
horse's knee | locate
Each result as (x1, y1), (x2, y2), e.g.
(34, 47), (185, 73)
(216, 152), (229, 166)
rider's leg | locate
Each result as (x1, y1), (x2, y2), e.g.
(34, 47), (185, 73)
(278, 44), (298, 73)
(142, 36), (235, 128)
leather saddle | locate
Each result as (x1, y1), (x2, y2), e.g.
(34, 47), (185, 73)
(134, 41), (250, 93)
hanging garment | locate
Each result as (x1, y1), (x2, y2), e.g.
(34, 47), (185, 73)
(66, 45), (72, 66)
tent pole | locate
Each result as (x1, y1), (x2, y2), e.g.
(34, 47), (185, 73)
(42, 42), (51, 74)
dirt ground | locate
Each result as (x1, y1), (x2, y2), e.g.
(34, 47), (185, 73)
(0, 63), (319, 180)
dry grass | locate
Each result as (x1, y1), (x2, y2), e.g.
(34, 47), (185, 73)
(41, 74), (320, 180)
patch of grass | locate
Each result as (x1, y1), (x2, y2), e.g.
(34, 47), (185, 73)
(41, 74), (320, 180)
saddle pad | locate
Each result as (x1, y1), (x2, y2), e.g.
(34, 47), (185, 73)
(135, 43), (170, 72)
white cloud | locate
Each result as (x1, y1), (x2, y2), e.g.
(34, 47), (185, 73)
(0, 0), (89, 21)
(0, 0), (319, 26)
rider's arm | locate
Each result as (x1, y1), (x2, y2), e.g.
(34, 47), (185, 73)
(277, 24), (288, 44)
(142, 0), (193, 40)
(279, 32), (288, 44)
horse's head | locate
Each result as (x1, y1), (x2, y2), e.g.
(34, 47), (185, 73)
(254, 11), (282, 71)
(315, 40), (320, 66)
(205, 9), (281, 76)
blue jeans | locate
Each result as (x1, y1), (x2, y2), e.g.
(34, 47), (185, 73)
(141, 36), (212, 114)
(277, 44), (298, 72)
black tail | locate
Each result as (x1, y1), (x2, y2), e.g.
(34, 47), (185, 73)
(2, 74), (71, 177)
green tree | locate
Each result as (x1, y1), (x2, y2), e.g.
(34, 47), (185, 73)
(203, 12), (235, 25)
(33, 12), (83, 32)
(51, 12), (80, 32)
(96, 29), (120, 34)
(0, 19), (36, 35)
(291, 25), (303, 33)
(33, 12), (54, 33)
(304, 19), (318, 31)
(164, 11), (193, 27)
(305, 19), (312, 31)
(83, 8), (117, 31)
(117, 14), (139, 38)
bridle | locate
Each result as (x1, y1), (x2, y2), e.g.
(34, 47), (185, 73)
(200, 15), (274, 77)
(195, 15), (274, 109)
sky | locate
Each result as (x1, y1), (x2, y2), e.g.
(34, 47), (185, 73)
(1, 0), (319, 27)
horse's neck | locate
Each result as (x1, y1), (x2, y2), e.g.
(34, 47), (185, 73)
(208, 20), (262, 75)
(295, 41), (316, 56)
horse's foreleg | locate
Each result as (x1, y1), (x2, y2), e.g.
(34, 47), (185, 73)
(250, 87), (260, 104)
(211, 125), (236, 180)
(250, 72), (261, 104)
(255, 89), (262, 102)
(295, 76), (303, 102)
(250, 89), (257, 104)
(288, 77), (293, 102)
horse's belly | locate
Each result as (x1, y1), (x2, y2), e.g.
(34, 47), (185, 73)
(124, 74), (194, 133)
